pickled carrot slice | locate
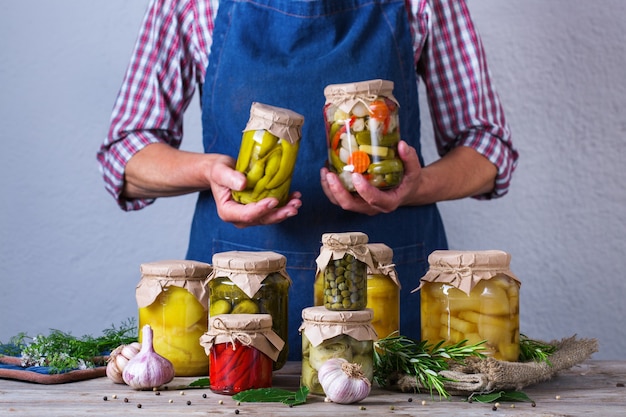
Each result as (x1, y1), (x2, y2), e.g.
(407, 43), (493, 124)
(347, 150), (371, 173)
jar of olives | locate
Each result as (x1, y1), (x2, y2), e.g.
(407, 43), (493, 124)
(200, 314), (284, 395)
(208, 251), (291, 370)
(232, 102), (304, 206)
(416, 250), (521, 361)
(136, 260), (212, 376)
(323, 79), (403, 191)
(299, 306), (378, 395)
(366, 243), (400, 339)
(315, 232), (374, 311)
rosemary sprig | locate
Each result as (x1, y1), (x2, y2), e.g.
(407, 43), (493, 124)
(519, 334), (556, 365)
(1, 318), (137, 374)
(373, 334), (486, 398)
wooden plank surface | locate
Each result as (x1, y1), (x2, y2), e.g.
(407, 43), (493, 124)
(1, 360), (625, 416)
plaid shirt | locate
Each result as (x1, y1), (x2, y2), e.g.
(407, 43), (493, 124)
(98, 0), (518, 211)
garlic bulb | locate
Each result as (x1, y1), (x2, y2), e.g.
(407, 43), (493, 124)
(317, 358), (372, 404)
(122, 325), (175, 390)
(106, 342), (141, 384)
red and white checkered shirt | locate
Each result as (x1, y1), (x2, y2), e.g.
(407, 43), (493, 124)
(97, 0), (518, 211)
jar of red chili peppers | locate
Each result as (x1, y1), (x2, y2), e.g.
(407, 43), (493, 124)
(200, 314), (284, 395)
(299, 306), (378, 395)
(232, 102), (304, 206)
(136, 260), (212, 376)
(323, 79), (403, 191)
(208, 251), (291, 370)
(315, 232), (374, 311)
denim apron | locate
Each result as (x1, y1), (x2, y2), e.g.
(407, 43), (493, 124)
(192, 0), (448, 360)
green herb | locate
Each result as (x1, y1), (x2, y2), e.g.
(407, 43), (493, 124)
(373, 334), (486, 399)
(1, 318), (137, 374)
(188, 377), (210, 388)
(519, 334), (556, 365)
(468, 390), (534, 403)
(232, 386), (309, 406)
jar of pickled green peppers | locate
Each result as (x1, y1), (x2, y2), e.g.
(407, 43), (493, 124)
(315, 232), (374, 311)
(200, 314), (284, 395)
(299, 306), (378, 395)
(323, 79), (403, 191)
(366, 243), (400, 339)
(416, 250), (521, 361)
(232, 102), (304, 206)
(136, 260), (212, 376)
(208, 251), (291, 370)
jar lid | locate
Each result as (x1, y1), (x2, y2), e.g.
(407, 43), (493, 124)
(140, 259), (212, 279)
(321, 231), (368, 246)
(243, 102), (304, 144)
(414, 250), (520, 295)
(299, 306), (378, 347)
(367, 243), (400, 287)
(211, 250), (286, 272)
(317, 232), (374, 272)
(200, 314), (285, 362)
(323, 79), (399, 113)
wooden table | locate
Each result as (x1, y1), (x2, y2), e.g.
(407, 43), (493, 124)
(1, 360), (624, 416)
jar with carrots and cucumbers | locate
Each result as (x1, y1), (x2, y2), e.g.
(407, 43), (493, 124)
(323, 79), (403, 191)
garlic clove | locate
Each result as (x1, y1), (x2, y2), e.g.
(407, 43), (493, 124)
(318, 358), (372, 404)
(106, 342), (141, 384)
(122, 325), (175, 390)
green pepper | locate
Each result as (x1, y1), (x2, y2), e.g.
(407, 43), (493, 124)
(236, 130), (257, 172)
(265, 139), (299, 189)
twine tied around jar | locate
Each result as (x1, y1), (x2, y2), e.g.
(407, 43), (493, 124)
(210, 317), (254, 350)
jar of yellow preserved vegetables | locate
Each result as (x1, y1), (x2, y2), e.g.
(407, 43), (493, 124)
(137, 260), (212, 376)
(232, 102), (304, 206)
(299, 306), (378, 395)
(366, 243), (400, 339)
(315, 232), (374, 311)
(323, 79), (403, 191)
(416, 250), (521, 361)
(208, 251), (291, 370)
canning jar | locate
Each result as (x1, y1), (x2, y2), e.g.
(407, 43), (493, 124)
(136, 260), (212, 376)
(366, 243), (400, 339)
(323, 79), (403, 191)
(200, 314), (284, 395)
(416, 250), (521, 361)
(299, 306), (378, 395)
(232, 102), (304, 206)
(315, 232), (374, 311)
(208, 250), (291, 370)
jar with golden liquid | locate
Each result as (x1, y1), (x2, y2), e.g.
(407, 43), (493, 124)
(365, 243), (400, 339)
(416, 250), (521, 361)
(136, 260), (212, 376)
(208, 251), (290, 370)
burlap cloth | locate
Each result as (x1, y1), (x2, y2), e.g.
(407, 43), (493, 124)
(390, 335), (598, 395)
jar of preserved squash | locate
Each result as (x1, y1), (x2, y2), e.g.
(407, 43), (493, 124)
(323, 79), (403, 191)
(315, 232), (374, 311)
(208, 250), (290, 370)
(366, 243), (400, 339)
(416, 250), (521, 361)
(232, 102), (305, 206)
(200, 314), (284, 395)
(299, 306), (378, 395)
(136, 260), (212, 376)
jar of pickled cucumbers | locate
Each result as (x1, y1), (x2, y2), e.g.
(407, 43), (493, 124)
(136, 260), (212, 376)
(199, 314), (284, 395)
(232, 102), (304, 206)
(366, 243), (400, 339)
(416, 250), (521, 361)
(208, 250), (291, 370)
(323, 79), (403, 191)
(299, 306), (378, 395)
(315, 232), (374, 311)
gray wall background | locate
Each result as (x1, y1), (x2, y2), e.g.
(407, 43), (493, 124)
(1, 1), (624, 359)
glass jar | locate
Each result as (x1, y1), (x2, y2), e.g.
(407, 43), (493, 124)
(208, 250), (291, 370)
(366, 243), (400, 339)
(232, 102), (304, 206)
(299, 306), (377, 395)
(323, 79), (403, 191)
(315, 232), (374, 311)
(416, 250), (521, 361)
(136, 260), (212, 376)
(200, 314), (284, 395)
